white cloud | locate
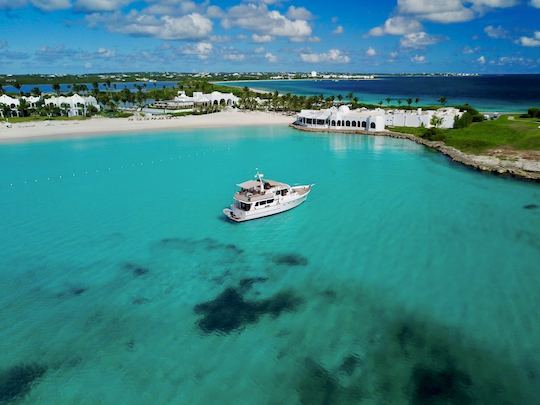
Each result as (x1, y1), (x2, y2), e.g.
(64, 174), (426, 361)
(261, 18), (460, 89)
(299, 49), (350, 64)
(531, 0), (540, 7)
(286, 5), (313, 20)
(411, 54), (426, 63)
(223, 52), (245, 61)
(97, 47), (115, 57)
(333, 25), (344, 34)
(222, 3), (312, 41)
(265, 52), (277, 62)
(180, 42), (213, 59)
(87, 11), (212, 40)
(400, 31), (443, 48)
(32, 0), (71, 10)
(463, 45), (480, 54)
(366, 47), (377, 56)
(75, 0), (131, 11)
(395, 0), (517, 23)
(518, 31), (540, 47)
(254, 46), (265, 53)
(252, 34), (272, 43)
(484, 25), (507, 38)
(369, 16), (422, 36)
(477, 55), (486, 64)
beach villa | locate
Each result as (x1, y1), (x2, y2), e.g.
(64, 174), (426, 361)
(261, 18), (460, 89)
(44, 94), (100, 117)
(153, 91), (239, 111)
(294, 106), (463, 132)
(0, 93), (100, 117)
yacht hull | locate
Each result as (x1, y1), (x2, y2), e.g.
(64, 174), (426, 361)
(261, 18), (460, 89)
(223, 185), (311, 222)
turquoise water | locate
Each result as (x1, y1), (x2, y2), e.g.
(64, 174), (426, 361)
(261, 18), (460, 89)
(1, 126), (540, 404)
(220, 75), (540, 112)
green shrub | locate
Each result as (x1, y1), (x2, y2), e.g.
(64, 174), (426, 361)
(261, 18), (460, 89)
(527, 107), (540, 118)
(421, 128), (445, 141)
(454, 112), (474, 129)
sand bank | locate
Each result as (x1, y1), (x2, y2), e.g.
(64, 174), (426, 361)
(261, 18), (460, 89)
(0, 111), (293, 143)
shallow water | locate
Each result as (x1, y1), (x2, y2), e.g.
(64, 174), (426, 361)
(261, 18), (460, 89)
(1, 126), (539, 404)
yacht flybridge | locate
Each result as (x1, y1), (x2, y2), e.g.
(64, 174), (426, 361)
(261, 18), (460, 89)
(223, 171), (313, 222)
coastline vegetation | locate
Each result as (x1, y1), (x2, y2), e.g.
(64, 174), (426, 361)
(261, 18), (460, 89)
(391, 115), (540, 154)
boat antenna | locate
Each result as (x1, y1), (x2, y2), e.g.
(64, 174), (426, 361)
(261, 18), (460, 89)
(255, 168), (264, 191)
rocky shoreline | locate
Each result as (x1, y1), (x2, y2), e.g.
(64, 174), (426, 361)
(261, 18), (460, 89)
(290, 124), (540, 182)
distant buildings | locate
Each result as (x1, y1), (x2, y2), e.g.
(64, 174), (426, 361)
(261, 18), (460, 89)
(295, 106), (463, 132)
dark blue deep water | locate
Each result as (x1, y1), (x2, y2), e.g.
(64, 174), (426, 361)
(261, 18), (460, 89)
(222, 74), (540, 112)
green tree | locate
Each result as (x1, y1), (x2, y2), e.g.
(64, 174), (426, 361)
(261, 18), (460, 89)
(438, 96), (447, 106)
(406, 98), (413, 107)
(415, 97), (420, 105)
(430, 115), (443, 128)
(14, 82), (22, 95)
(31, 87), (41, 96)
(385, 97), (392, 106)
(53, 83), (61, 95)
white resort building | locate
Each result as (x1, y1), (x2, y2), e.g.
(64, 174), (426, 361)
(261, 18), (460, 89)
(44, 94), (100, 116)
(295, 106), (386, 132)
(295, 106), (463, 132)
(153, 91), (239, 110)
(0, 93), (100, 117)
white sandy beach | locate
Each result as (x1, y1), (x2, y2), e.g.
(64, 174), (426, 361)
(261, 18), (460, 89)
(0, 111), (294, 143)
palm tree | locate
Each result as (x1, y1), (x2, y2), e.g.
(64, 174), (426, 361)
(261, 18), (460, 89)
(337, 94), (343, 103)
(31, 87), (41, 97)
(415, 97), (420, 106)
(18, 98), (29, 117)
(52, 83), (61, 95)
(406, 97), (413, 107)
(385, 97), (391, 106)
(397, 98), (402, 106)
(438, 96), (447, 106)
(92, 82), (99, 96)
(0, 83), (4, 94)
(347, 92), (354, 102)
(14, 82), (22, 95)
(378, 100), (383, 106)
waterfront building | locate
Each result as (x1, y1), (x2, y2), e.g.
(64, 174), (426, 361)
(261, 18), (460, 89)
(295, 106), (386, 132)
(295, 106), (464, 132)
(384, 107), (462, 129)
(0, 94), (46, 117)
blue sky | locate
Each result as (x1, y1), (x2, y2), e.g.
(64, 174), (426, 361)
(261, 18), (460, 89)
(1, 0), (539, 73)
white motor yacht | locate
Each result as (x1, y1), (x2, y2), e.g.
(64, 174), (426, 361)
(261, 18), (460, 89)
(223, 171), (312, 222)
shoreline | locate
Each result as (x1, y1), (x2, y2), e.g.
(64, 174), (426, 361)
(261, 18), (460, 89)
(0, 111), (293, 144)
(290, 124), (540, 182)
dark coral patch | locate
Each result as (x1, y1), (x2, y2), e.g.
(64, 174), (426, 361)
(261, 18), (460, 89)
(411, 363), (472, 404)
(338, 354), (360, 376)
(132, 297), (150, 305)
(57, 286), (87, 298)
(158, 237), (243, 255)
(523, 204), (538, 210)
(272, 253), (308, 267)
(123, 262), (149, 277)
(70, 287), (87, 296)
(194, 286), (302, 334)
(0, 364), (47, 404)
(239, 277), (269, 291)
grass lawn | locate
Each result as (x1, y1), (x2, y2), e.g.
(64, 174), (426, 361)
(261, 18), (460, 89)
(390, 115), (540, 154)
(4, 115), (89, 123)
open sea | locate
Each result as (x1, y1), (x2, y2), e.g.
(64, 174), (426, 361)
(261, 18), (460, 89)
(1, 126), (540, 404)
(221, 74), (540, 113)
